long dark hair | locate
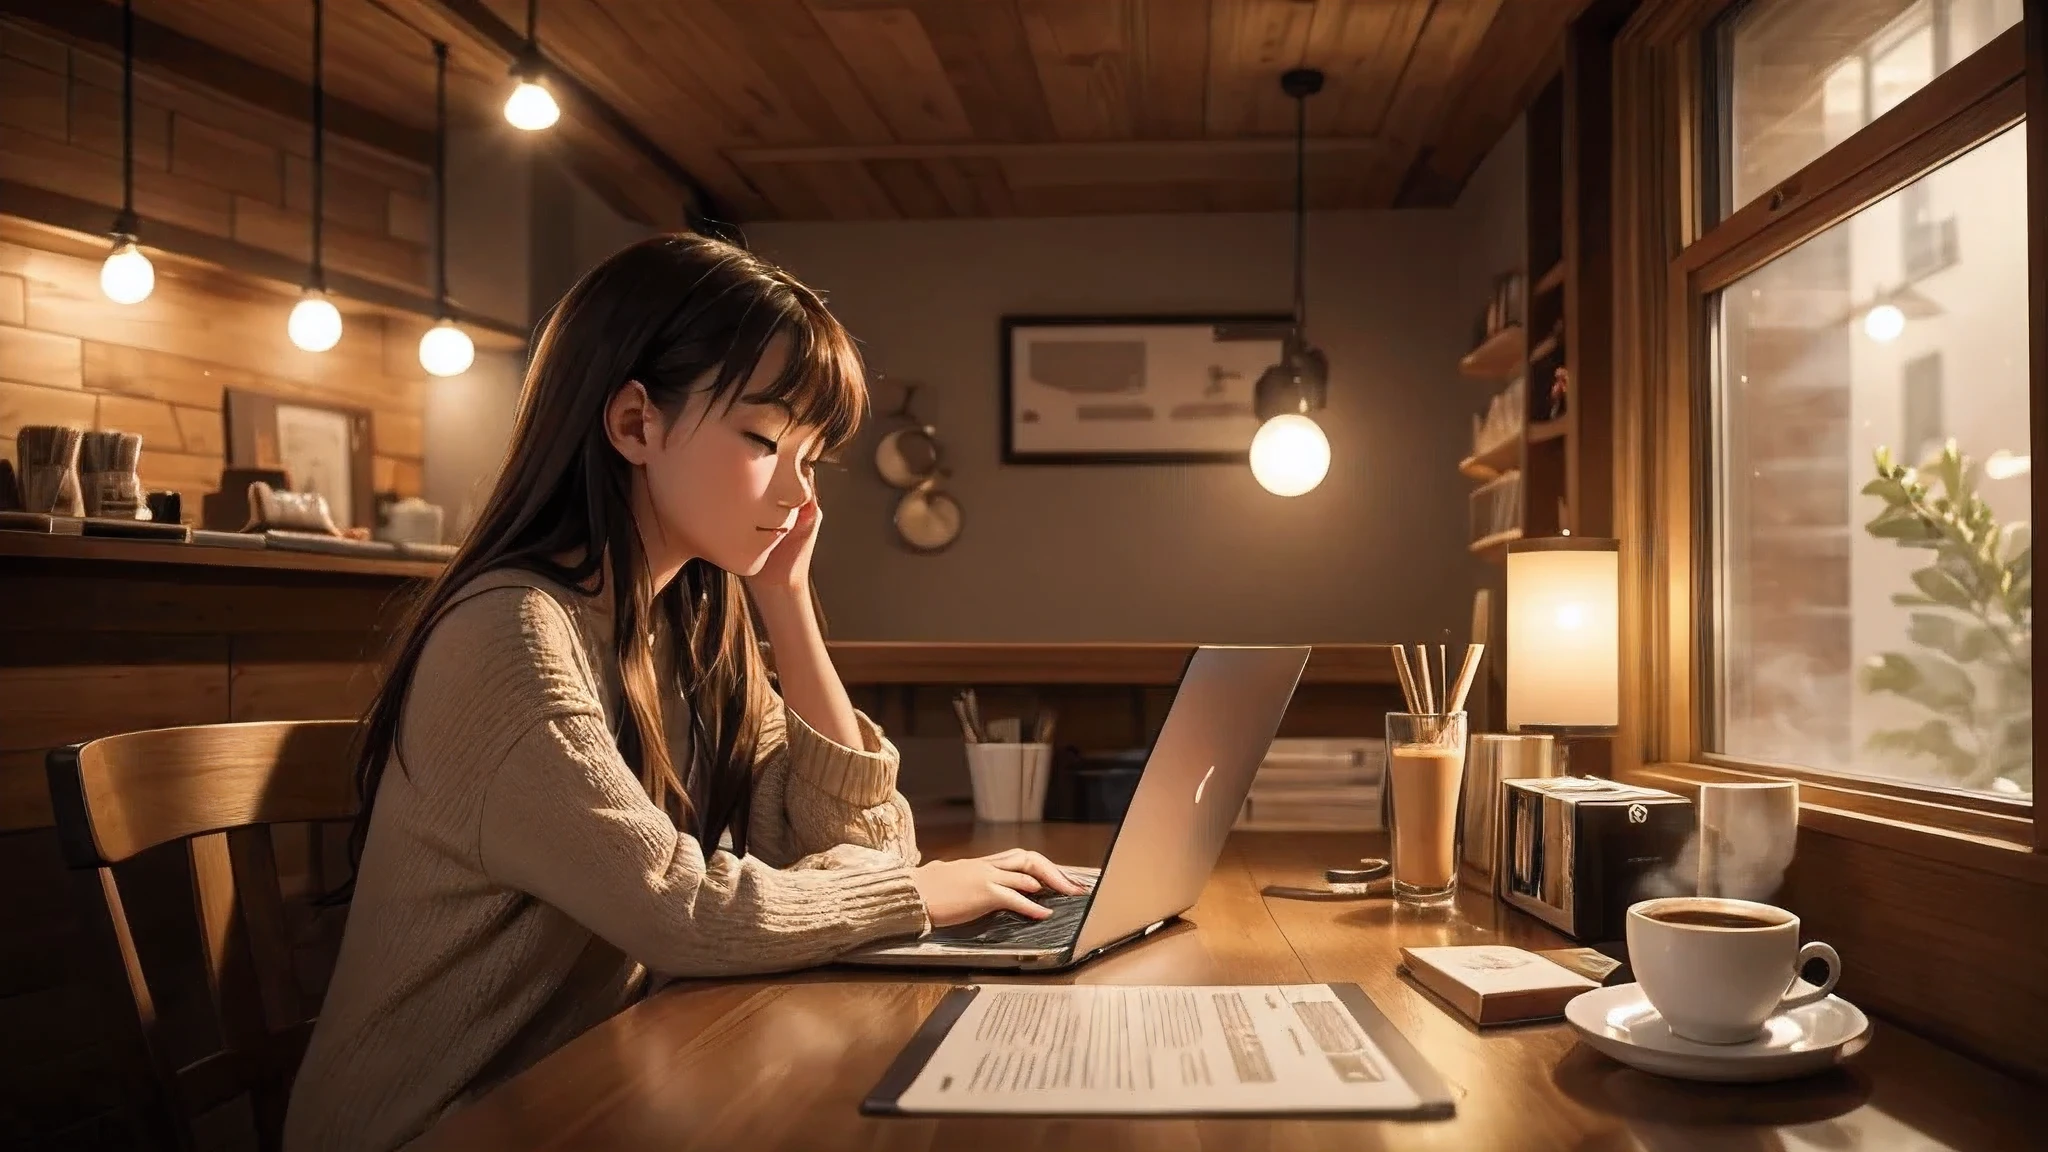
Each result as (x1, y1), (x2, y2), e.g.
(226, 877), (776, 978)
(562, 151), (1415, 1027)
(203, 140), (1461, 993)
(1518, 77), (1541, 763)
(331, 233), (867, 899)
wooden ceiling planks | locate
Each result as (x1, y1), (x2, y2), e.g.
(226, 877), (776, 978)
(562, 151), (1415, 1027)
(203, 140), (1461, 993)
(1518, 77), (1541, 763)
(1125, 0), (1210, 140)
(1403, 0), (1583, 204)
(1205, 0), (1319, 139)
(1017, 0), (1136, 141)
(49, 0), (1588, 223)
(810, 4), (976, 143)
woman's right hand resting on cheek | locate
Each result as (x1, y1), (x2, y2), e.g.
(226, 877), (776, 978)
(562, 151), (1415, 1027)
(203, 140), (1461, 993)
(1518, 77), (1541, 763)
(911, 848), (1091, 927)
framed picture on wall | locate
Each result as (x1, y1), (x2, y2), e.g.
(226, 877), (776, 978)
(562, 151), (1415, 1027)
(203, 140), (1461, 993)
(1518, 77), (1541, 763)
(223, 389), (375, 528)
(1001, 314), (1293, 464)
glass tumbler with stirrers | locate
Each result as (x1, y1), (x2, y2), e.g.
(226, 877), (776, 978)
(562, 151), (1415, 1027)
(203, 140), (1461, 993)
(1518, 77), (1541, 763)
(1383, 643), (1483, 904)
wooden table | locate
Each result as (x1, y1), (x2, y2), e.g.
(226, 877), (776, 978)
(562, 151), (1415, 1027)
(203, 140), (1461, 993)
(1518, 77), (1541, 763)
(414, 826), (2038, 1152)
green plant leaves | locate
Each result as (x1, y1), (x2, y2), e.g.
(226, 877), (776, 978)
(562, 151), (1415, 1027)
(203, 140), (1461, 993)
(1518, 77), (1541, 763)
(1910, 567), (1976, 611)
(1866, 720), (1973, 780)
(1861, 442), (2031, 792)
(1906, 613), (1999, 662)
(1858, 650), (1976, 716)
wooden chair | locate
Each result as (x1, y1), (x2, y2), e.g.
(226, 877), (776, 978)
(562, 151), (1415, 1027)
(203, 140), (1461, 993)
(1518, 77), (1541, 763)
(45, 720), (361, 1152)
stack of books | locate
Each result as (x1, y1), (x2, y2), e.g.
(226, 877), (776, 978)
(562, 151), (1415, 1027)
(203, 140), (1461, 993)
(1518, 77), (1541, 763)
(1233, 737), (1385, 831)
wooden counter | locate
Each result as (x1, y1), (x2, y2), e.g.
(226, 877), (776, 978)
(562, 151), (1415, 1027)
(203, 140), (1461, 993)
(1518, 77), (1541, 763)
(0, 528), (447, 579)
(414, 825), (2042, 1152)
(0, 532), (437, 832)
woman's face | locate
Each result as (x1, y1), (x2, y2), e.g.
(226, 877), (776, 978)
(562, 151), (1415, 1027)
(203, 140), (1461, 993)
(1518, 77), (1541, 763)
(607, 336), (825, 578)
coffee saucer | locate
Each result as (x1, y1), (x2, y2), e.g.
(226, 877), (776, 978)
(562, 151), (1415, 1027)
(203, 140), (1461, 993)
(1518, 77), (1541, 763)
(1564, 983), (1871, 1083)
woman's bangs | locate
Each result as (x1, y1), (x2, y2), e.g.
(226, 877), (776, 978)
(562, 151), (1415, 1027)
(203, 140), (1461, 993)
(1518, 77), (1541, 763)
(752, 307), (867, 451)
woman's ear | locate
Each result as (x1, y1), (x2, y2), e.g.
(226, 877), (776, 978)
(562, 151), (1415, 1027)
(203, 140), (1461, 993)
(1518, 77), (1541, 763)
(605, 380), (656, 465)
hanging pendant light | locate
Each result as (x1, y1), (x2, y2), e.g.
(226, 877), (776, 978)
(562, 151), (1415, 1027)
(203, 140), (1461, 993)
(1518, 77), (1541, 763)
(419, 42), (474, 376)
(289, 0), (342, 352)
(99, 0), (154, 305)
(1249, 68), (1331, 498)
(503, 0), (559, 131)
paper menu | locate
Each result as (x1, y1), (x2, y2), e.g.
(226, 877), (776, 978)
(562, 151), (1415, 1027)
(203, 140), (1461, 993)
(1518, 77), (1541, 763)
(868, 984), (1453, 1117)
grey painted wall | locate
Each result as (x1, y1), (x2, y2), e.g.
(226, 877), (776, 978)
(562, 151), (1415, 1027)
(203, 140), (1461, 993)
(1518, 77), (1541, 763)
(746, 205), (1487, 645)
(1449, 119), (1528, 729)
(424, 133), (653, 540)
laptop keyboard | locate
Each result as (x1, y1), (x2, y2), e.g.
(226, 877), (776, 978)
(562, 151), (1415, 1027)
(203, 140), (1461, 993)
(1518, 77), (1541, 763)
(927, 891), (1092, 951)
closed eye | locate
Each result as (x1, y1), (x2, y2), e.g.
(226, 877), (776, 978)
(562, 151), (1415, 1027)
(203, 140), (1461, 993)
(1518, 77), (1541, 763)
(743, 431), (779, 454)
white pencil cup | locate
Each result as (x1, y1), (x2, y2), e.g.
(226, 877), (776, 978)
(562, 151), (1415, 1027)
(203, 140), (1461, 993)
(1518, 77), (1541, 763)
(966, 742), (1053, 823)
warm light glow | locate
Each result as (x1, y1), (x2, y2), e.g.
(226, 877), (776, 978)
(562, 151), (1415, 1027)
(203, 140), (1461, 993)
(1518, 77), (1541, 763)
(504, 80), (559, 130)
(100, 239), (154, 304)
(1248, 413), (1330, 497)
(418, 319), (475, 376)
(1507, 541), (1619, 731)
(288, 291), (343, 352)
(1863, 303), (1905, 342)
(1985, 449), (2030, 480)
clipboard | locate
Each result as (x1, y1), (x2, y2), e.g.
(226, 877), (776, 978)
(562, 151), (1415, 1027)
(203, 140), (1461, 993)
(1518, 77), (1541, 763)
(862, 982), (1456, 1119)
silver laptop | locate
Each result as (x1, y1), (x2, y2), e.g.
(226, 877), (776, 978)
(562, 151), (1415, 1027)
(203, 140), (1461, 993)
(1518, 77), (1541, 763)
(840, 644), (1311, 973)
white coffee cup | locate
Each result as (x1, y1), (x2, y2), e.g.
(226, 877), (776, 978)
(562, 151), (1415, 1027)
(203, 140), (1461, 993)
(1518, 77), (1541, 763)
(1626, 896), (1841, 1044)
(965, 742), (1052, 822)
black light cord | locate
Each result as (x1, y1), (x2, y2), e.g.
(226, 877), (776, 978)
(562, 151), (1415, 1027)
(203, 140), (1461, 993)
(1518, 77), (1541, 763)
(310, 0), (325, 289)
(433, 41), (449, 316)
(119, 0), (134, 223)
(1292, 87), (1306, 336)
(526, 0), (539, 45)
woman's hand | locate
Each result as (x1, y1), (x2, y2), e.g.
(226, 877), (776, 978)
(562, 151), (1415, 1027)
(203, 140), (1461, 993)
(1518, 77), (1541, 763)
(911, 848), (1091, 928)
(749, 497), (820, 594)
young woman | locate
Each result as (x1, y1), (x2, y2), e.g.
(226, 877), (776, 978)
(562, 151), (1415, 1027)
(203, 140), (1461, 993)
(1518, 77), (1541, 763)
(283, 234), (1085, 1152)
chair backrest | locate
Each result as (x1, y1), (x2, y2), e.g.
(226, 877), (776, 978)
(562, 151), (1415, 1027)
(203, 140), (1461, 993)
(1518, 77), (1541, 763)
(45, 720), (361, 1152)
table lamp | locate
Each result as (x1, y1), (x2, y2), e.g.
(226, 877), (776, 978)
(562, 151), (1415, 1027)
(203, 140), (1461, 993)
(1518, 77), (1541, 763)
(1506, 537), (1619, 772)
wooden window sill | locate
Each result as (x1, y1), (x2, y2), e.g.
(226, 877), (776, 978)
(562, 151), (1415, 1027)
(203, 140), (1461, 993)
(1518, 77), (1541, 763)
(1619, 761), (2045, 884)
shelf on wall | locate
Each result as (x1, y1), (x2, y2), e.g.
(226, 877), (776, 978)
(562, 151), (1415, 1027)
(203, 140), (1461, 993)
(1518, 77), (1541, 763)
(1459, 325), (1525, 381)
(1459, 435), (1521, 480)
(1468, 528), (1523, 562)
(1534, 260), (1566, 296)
(1529, 333), (1561, 363)
(1528, 417), (1569, 443)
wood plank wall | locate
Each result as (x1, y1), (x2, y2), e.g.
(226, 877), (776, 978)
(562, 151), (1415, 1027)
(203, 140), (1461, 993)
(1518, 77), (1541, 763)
(0, 18), (434, 520)
(0, 18), (431, 294)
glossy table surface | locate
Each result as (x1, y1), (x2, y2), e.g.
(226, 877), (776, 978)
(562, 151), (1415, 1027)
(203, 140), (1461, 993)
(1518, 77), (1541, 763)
(413, 824), (2039, 1152)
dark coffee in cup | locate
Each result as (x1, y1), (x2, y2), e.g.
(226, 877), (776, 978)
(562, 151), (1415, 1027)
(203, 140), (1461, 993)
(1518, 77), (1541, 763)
(1646, 907), (1783, 930)
(1627, 896), (1841, 1044)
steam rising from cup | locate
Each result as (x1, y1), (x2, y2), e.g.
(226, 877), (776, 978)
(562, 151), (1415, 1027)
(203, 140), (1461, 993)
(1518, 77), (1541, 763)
(1631, 781), (1798, 905)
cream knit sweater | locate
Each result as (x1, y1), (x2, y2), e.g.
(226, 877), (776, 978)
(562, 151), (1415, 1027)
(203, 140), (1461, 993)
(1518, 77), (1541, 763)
(282, 568), (931, 1152)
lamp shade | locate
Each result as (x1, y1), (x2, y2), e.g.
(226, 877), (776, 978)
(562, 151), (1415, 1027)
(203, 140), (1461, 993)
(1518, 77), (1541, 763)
(1505, 537), (1620, 733)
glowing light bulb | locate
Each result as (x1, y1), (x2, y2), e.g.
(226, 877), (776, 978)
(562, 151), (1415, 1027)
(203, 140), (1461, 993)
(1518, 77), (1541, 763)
(1985, 450), (2031, 480)
(1863, 303), (1905, 343)
(504, 80), (559, 131)
(418, 319), (475, 377)
(100, 239), (154, 304)
(288, 290), (343, 352)
(1249, 413), (1330, 497)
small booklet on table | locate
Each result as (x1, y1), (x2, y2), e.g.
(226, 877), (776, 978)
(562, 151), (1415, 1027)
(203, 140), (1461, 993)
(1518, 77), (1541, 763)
(1399, 945), (1600, 1025)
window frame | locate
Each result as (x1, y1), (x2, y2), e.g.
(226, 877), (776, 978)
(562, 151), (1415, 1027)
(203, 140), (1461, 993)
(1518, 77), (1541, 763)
(1610, 0), (2043, 871)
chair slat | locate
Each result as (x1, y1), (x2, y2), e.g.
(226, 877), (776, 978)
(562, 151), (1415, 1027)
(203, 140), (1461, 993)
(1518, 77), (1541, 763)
(189, 834), (273, 1061)
(228, 825), (309, 1030)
